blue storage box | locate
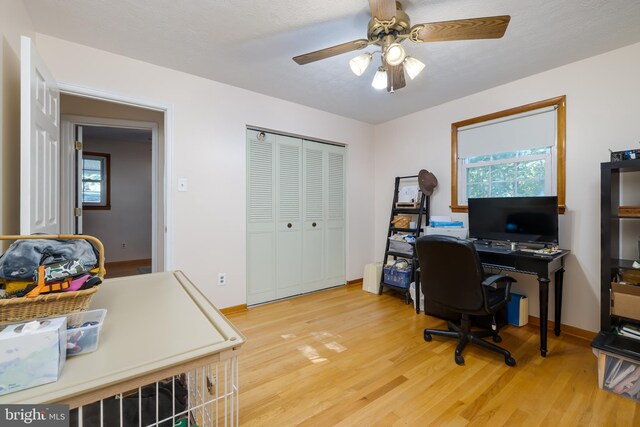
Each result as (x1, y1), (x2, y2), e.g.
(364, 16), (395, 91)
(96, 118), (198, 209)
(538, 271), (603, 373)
(383, 260), (412, 289)
(507, 293), (528, 326)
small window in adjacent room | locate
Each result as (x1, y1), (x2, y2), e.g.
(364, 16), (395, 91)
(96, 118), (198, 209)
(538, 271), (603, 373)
(451, 96), (566, 213)
(82, 152), (111, 210)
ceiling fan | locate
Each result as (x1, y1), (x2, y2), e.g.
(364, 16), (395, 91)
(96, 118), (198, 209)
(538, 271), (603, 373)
(293, 0), (510, 92)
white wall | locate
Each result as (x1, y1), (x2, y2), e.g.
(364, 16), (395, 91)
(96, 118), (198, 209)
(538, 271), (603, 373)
(0, 0), (34, 246)
(5, 5), (635, 329)
(83, 138), (153, 263)
(34, 34), (376, 309)
(374, 41), (640, 333)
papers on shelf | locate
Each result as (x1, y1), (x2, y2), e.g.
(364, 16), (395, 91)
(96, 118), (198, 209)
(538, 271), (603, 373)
(429, 215), (463, 228)
(617, 323), (640, 340)
(430, 221), (464, 227)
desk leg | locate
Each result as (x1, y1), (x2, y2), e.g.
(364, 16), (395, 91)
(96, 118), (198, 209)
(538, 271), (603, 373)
(538, 276), (550, 357)
(554, 268), (565, 337)
(415, 269), (421, 314)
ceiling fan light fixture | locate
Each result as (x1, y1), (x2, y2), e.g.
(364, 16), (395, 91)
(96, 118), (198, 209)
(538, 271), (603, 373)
(384, 43), (406, 66)
(371, 67), (387, 90)
(349, 52), (372, 76)
(404, 56), (426, 80)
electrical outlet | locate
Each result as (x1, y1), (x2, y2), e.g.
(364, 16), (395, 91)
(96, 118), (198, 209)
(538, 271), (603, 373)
(121, 242), (126, 248)
(217, 273), (226, 286)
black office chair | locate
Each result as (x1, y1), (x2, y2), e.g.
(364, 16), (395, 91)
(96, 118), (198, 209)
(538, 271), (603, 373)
(416, 235), (517, 366)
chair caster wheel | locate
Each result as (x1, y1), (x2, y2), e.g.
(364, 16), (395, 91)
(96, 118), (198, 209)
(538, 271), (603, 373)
(424, 332), (432, 342)
(455, 355), (465, 365)
(492, 335), (502, 343)
(505, 356), (516, 367)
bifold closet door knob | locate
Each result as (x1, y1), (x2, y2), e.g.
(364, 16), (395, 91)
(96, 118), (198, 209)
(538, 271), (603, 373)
(287, 223), (292, 228)
(312, 222), (317, 227)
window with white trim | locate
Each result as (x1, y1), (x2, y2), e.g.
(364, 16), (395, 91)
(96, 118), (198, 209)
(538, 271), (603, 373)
(82, 152), (110, 209)
(451, 96), (566, 212)
(463, 147), (553, 201)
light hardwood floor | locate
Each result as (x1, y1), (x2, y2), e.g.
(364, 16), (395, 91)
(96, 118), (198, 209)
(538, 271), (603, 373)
(227, 286), (639, 426)
(104, 259), (151, 278)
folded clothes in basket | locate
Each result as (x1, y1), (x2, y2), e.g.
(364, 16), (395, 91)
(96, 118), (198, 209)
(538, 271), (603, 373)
(0, 239), (99, 281)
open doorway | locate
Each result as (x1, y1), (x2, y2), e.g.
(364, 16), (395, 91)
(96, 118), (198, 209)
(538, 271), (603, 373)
(60, 94), (166, 277)
(81, 125), (153, 277)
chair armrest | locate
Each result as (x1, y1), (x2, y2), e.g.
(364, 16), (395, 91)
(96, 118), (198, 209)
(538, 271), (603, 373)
(481, 274), (517, 313)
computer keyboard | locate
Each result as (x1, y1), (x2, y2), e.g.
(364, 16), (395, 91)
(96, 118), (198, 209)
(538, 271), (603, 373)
(473, 243), (515, 254)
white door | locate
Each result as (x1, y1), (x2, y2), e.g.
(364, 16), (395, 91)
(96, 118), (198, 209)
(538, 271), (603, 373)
(275, 135), (303, 299)
(325, 145), (346, 287)
(246, 131), (277, 305)
(302, 140), (326, 292)
(20, 36), (61, 235)
(246, 131), (345, 305)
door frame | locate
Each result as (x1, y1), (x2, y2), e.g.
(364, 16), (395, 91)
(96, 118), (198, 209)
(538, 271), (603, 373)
(62, 116), (159, 270)
(58, 82), (173, 271)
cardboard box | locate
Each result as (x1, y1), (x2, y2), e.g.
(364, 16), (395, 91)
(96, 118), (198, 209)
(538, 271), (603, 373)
(621, 269), (640, 284)
(0, 317), (67, 396)
(612, 282), (640, 320)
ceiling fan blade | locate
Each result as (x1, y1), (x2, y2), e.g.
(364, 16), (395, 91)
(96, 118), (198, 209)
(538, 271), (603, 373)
(409, 15), (510, 43)
(293, 39), (369, 65)
(368, 0), (397, 20)
(387, 63), (406, 92)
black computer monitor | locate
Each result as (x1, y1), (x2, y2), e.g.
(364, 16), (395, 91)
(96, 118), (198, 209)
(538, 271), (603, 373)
(468, 196), (559, 245)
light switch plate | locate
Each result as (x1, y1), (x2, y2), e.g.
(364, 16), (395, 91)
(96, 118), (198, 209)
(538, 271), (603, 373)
(178, 178), (188, 192)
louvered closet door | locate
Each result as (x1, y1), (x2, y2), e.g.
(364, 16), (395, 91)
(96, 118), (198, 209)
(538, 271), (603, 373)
(275, 135), (303, 299)
(325, 144), (346, 287)
(246, 131), (277, 305)
(302, 140), (326, 292)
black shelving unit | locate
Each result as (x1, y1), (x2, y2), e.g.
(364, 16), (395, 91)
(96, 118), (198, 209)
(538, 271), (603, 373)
(592, 159), (640, 363)
(378, 175), (430, 302)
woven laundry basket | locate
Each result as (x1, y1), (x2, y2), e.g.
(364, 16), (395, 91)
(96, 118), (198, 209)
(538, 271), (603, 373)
(0, 234), (105, 324)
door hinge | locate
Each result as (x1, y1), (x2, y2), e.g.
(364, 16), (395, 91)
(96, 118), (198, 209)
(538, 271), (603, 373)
(75, 141), (82, 151)
(74, 208), (82, 217)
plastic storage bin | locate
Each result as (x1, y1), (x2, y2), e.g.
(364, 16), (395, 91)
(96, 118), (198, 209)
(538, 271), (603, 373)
(594, 348), (640, 402)
(388, 238), (413, 254)
(66, 309), (107, 356)
(383, 260), (412, 289)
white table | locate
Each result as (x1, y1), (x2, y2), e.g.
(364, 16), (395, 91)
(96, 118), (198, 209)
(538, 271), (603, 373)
(0, 271), (245, 413)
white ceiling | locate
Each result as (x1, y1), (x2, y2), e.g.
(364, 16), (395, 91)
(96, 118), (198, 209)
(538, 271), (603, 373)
(23, 0), (640, 124)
